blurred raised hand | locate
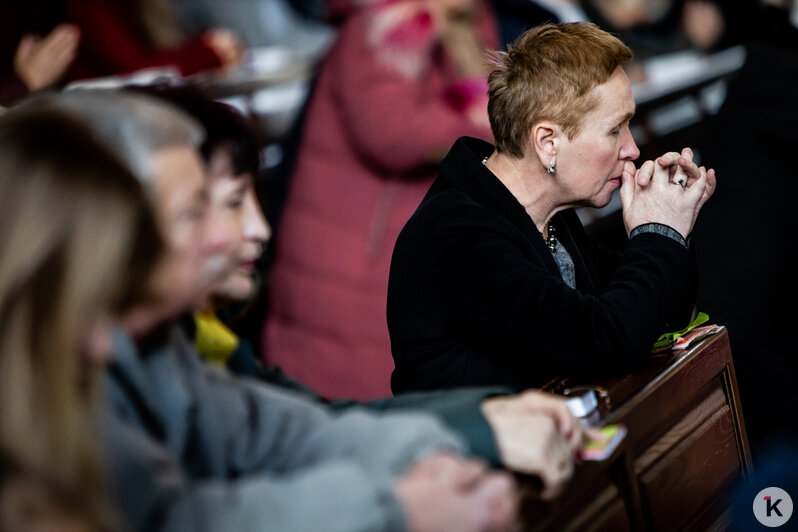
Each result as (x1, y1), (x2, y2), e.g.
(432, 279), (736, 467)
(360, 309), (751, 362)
(14, 24), (81, 91)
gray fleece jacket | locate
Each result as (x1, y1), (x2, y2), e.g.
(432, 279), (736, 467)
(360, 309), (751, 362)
(102, 326), (467, 532)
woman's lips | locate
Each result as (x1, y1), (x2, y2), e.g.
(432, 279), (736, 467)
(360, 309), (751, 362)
(238, 259), (258, 271)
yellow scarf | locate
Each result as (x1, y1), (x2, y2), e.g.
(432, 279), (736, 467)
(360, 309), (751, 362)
(193, 310), (239, 366)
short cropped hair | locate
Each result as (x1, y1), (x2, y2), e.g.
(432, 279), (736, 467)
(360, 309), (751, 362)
(487, 23), (633, 158)
(19, 89), (204, 187)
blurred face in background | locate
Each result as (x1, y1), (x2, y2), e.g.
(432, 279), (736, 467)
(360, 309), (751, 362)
(144, 145), (212, 320)
(205, 146), (271, 306)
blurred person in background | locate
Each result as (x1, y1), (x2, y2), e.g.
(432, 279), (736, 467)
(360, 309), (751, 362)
(1, 450), (109, 532)
(63, 0), (244, 81)
(692, 0), (798, 458)
(490, 0), (588, 48)
(136, 84), (275, 375)
(0, 102), (163, 532)
(263, 0), (501, 400)
(492, 0), (749, 74)
(147, 83), (600, 504)
(579, 0), (747, 60)
(171, 0), (335, 59)
(44, 88), (520, 532)
(1, 0), (245, 98)
(0, 23), (80, 107)
(0, 2), (80, 106)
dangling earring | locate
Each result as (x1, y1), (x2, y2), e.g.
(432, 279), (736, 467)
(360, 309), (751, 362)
(547, 158), (556, 175)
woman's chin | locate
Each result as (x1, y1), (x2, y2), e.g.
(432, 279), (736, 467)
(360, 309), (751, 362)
(214, 276), (255, 304)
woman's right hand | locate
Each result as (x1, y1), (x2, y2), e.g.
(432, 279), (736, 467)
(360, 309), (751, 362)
(620, 147), (716, 239)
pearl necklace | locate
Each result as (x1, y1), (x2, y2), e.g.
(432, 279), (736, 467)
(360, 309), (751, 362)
(482, 155), (557, 252)
(544, 223), (557, 252)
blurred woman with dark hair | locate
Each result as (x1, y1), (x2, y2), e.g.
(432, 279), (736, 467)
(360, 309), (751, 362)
(135, 84), (272, 373)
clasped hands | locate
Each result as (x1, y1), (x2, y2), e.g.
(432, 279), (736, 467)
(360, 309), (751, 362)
(621, 147), (717, 240)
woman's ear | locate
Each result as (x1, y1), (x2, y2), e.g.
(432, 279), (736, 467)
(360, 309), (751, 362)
(531, 121), (559, 169)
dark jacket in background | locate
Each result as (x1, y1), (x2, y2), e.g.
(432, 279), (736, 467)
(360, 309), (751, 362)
(388, 137), (697, 393)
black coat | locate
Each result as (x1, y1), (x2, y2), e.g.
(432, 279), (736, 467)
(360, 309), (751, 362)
(388, 137), (697, 393)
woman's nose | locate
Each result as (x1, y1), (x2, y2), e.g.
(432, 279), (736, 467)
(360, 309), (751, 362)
(243, 192), (272, 246)
(621, 128), (640, 161)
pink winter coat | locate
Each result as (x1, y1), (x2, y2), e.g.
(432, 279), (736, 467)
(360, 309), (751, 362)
(263, 0), (499, 400)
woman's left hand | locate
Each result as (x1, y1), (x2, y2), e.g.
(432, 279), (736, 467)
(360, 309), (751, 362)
(651, 147), (716, 212)
(621, 146), (717, 238)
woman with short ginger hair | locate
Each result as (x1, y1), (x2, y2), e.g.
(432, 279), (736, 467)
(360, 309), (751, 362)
(488, 23), (634, 156)
(388, 22), (716, 393)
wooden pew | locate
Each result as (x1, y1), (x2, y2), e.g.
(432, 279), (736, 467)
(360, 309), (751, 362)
(520, 328), (751, 531)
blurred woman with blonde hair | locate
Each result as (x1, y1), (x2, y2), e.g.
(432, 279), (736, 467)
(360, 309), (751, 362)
(0, 102), (163, 530)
